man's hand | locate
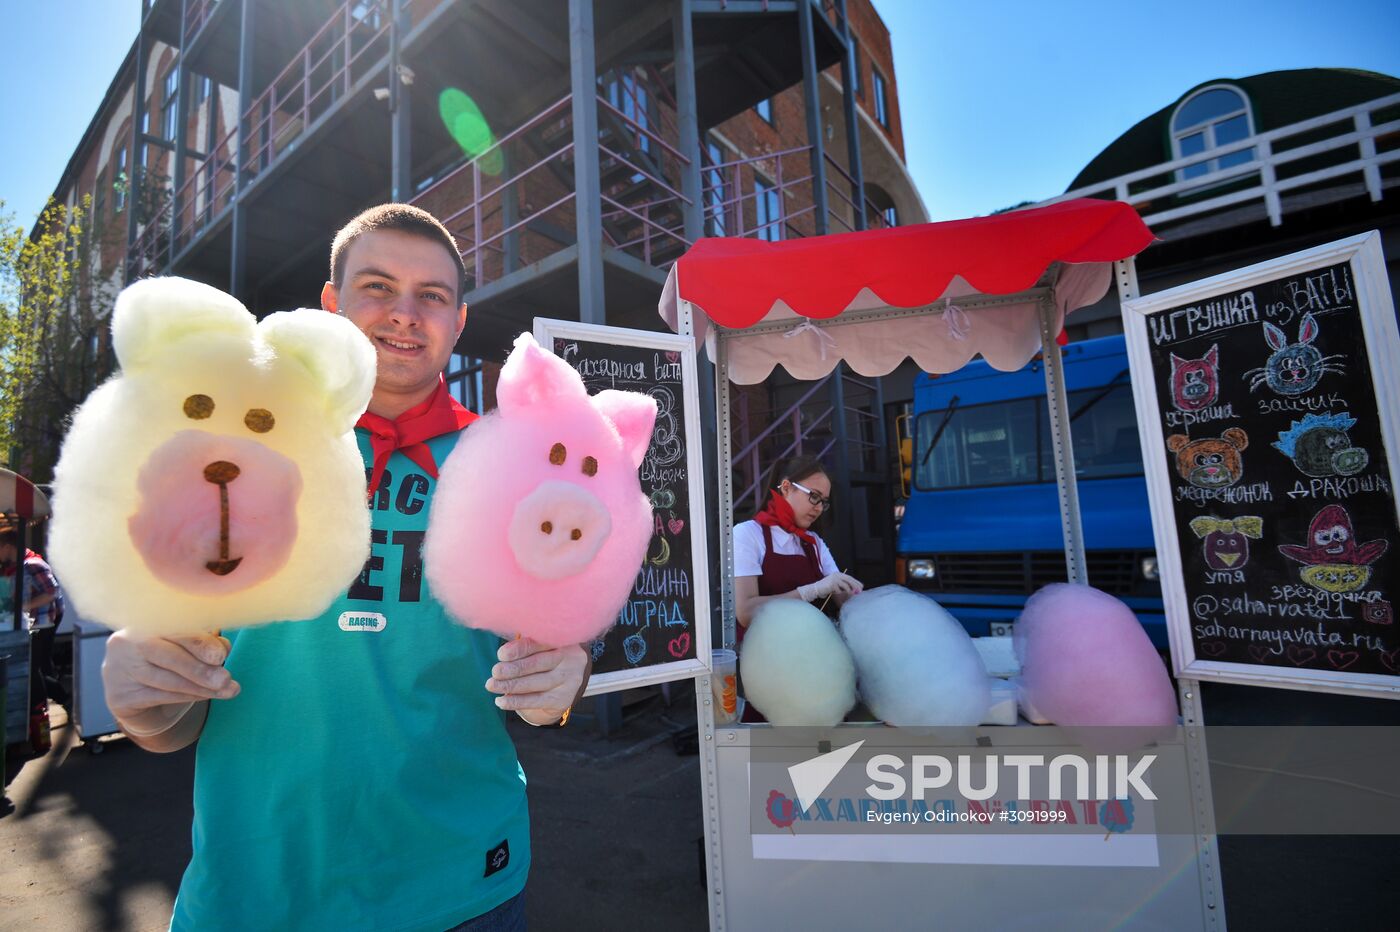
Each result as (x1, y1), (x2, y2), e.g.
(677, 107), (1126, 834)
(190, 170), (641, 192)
(485, 637), (590, 726)
(104, 630), (240, 738)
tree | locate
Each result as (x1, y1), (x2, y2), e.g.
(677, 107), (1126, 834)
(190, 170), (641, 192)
(0, 197), (116, 480)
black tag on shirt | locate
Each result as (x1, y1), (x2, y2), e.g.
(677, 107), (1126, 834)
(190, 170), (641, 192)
(484, 839), (510, 878)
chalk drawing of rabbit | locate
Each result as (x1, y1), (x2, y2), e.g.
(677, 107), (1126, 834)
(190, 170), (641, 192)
(1243, 312), (1344, 395)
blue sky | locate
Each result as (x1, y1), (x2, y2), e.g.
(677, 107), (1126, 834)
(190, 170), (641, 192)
(2, 1), (1398, 227)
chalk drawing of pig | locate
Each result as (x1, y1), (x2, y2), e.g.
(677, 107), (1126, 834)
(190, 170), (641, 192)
(424, 333), (657, 646)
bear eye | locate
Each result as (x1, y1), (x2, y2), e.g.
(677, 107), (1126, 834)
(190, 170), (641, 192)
(184, 394), (215, 419)
(245, 408), (275, 433)
(549, 442), (567, 465)
(582, 456), (598, 477)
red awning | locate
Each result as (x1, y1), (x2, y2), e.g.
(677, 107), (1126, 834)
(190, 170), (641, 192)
(0, 467), (49, 521)
(669, 199), (1153, 327)
(658, 199), (1155, 384)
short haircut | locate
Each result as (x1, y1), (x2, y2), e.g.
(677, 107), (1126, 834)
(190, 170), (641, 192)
(329, 203), (467, 302)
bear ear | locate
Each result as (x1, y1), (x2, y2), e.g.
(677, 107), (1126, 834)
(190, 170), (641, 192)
(497, 332), (588, 417)
(258, 310), (377, 434)
(112, 277), (256, 373)
(593, 389), (657, 468)
(1222, 427), (1249, 451)
(1166, 434), (1190, 453)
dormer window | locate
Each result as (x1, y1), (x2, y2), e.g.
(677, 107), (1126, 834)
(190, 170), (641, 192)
(1172, 85), (1255, 181)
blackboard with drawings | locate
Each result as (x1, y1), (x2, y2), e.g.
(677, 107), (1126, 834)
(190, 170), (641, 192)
(1124, 232), (1400, 697)
(532, 318), (711, 694)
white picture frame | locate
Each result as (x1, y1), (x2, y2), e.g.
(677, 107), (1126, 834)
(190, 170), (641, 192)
(532, 317), (713, 695)
(1122, 231), (1400, 697)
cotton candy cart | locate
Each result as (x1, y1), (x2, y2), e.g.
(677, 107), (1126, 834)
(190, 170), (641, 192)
(658, 200), (1227, 931)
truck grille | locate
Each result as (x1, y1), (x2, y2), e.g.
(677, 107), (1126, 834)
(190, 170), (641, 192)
(919, 550), (1156, 597)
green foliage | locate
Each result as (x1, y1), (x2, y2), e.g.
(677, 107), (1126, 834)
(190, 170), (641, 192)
(0, 197), (115, 479)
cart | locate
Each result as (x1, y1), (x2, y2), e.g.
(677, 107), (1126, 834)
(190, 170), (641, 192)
(658, 199), (1226, 931)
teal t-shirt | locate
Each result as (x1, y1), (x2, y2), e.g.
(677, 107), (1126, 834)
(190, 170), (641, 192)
(172, 430), (529, 931)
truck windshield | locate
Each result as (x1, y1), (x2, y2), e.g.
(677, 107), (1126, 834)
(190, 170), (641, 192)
(913, 385), (1143, 490)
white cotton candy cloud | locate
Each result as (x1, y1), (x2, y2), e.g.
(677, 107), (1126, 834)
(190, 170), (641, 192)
(840, 585), (991, 726)
(740, 600), (856, 726)
(49, 277), (376, 637)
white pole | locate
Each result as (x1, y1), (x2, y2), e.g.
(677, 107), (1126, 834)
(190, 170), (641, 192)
(1038, 296), (1087, 584)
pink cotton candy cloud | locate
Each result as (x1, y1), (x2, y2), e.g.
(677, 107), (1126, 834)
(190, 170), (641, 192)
(424, 333), (656, 647)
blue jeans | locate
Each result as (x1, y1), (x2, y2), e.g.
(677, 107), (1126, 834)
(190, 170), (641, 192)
(443, 890), (526, 932)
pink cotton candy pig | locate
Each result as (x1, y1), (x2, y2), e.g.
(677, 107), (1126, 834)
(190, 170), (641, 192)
(1014, 584), (1177, 746)
(424, 333), (657, 646)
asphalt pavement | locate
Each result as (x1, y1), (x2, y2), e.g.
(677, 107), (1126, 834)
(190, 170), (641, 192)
(1, 688), (709, 932)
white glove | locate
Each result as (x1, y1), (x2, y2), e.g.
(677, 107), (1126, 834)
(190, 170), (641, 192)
(797, 572), (863, 603)
(103, 630), (239, 736)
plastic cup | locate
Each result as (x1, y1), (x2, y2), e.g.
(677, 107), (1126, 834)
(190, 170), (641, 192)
(710, 649), (738, 724)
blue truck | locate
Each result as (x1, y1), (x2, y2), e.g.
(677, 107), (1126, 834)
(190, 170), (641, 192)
(895, 334), (1166, 647)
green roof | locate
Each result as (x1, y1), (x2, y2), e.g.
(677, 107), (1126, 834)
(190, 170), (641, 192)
(1067, 68), (1400, 192)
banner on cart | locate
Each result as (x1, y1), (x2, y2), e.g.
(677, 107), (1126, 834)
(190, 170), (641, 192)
(745, 725), (1400, 864)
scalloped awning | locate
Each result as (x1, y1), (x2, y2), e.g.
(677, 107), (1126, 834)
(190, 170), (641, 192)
(659, 199), (1155, 384)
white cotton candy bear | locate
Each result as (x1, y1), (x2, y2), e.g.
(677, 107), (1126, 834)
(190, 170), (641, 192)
(49, 276), (377, 637)
(840, 586), (991, 726)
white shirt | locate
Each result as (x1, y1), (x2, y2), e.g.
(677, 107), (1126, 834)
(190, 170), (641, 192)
(733, 519), (839, 579)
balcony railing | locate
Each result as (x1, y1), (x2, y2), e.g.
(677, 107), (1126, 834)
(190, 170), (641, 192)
(1041, 91), (1400, 228)
(183, 0), (221, 47)
(239, 0), (392, 181)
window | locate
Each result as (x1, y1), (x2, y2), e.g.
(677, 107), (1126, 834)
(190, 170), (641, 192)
(754, 177), (781, 242)
(114, 147), (129, 212)
(872, 68), (889, 130)
(705, 139), (726, 237)
(1171, 85), (1255, 182)
(754, 98), (773, 126)
(913, 385), (1143, 491)
(606, 72), (651, 155)
(193, 75), (212, 106)
(882, 205), (897, 228)
(161, 68), (179, 141)
(351, 0), (382, 29)
(93, 170), (107, 225)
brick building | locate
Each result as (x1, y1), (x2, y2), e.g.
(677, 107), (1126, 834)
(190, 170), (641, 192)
(39, 0), (926, 583)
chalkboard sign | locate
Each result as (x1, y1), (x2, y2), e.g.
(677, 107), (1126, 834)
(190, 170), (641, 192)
(1124, 232), (1400, 697)
(532, 318), (711, 694)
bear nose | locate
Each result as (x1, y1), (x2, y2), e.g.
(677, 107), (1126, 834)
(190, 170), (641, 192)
(204, 461), (241, 484)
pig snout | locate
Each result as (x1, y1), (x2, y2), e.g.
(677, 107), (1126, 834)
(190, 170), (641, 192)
(507, 480), (613, 580)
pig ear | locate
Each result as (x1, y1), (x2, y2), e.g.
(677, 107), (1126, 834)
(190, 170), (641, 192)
(1204, 344), (1219, 368)
(112, 276), (255, 373)
(259, 310), (377, 434)
(594, 389), (657, 468)
(1170, 352), (1185, 370)
(497, 332), (588, 416)
(1263, 321), (1288, 351)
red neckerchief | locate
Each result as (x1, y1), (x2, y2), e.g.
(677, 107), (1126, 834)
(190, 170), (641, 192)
(752, 488), (816, 545)
(356, 378), (478, 499)
(0, 549), (41, 577)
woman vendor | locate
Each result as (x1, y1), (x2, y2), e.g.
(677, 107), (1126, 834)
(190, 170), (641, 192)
(733, 454), (863, 637)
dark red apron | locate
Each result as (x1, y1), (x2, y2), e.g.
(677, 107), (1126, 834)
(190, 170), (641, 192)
(738, 525), (827, 722)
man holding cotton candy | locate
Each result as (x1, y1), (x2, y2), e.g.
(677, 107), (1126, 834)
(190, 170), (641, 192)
(87, 204), (596, 931)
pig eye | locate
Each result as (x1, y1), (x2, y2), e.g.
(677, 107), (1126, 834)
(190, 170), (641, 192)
(245, 408), (275, 433)
(582, 456), (598, 477)
(184, 394), (215, 419)
(549, 442), (567, 465)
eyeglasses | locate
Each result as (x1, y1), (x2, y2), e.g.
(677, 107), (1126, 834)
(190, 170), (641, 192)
(789, 480), (832, 510)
